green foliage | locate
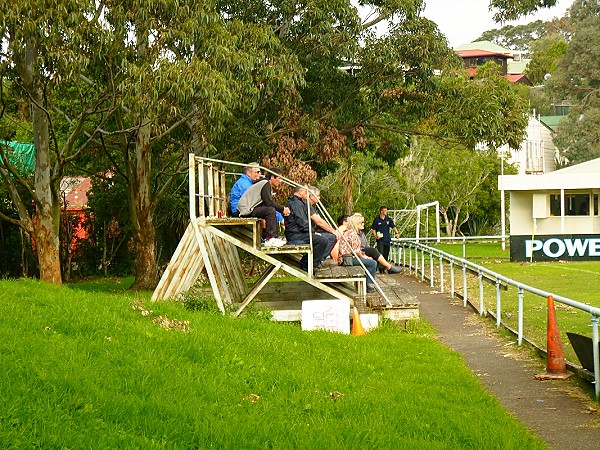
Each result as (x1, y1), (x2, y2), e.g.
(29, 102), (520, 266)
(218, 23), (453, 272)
(545, 0), (600, 165)
(399, 139), (506, 237)
(430, 64), (529, 150)
(178, 291), (223, 313)
(476, 20), (548, 51)
(489, 0), (560, 21)
(0, 279), (545, 448)
(526, 34), (568, 85)
(0, 0), (542, 283)
(319, 152), (404, 221)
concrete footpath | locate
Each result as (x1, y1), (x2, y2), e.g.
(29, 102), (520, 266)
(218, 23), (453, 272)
(396, 272), (600, 449)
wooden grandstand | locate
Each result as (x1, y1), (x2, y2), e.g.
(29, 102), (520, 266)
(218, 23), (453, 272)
(152, 155), (418, 321)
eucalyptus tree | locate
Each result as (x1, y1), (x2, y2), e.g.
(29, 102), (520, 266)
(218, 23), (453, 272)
(546, 0), (600, 165)
(83, 1), (305, 289)
(0, 2), (117, 284)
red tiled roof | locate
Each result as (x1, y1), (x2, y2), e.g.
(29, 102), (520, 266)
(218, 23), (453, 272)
(61, 177), (91, 210)
(456, 49), (512, 58)
(506, 74), (525, 82)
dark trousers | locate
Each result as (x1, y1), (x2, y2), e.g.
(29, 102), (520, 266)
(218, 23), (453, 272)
(287, 231), (336, 270)
(243, 206), (278, 239)
(376, 240), (391, 260)
(376, 241), (391, 266)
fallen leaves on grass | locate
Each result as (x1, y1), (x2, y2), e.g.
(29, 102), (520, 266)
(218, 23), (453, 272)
(328, 391), (344, 400)
(131, 299), (189, 333)
(132, 299), (153, 316)
(152, 315), (189, 333)
(244, 393), (260, 403)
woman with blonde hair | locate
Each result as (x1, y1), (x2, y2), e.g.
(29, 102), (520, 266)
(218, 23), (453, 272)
(337, 214), (378, 292)
(349, 213), (402, 274)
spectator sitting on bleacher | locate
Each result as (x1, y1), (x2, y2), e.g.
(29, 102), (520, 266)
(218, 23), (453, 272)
(353, 213), (402, 274)
(337, 214), (377, 293)
(237, 168), (290, 247)
(285, 185), (338, 271)
(229, 163), (261, 217)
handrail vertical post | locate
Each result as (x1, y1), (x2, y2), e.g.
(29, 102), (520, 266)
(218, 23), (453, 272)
(478, 270), (484, 316)
(429, 251), (434, 287)
(198, 161), (205, 218)
(462, 262), (467, 307)
(188, 154), (196, 220)
(495, 279), (501, 328)
(207, 163), (215, 217)
(439, 254), (444, 293)
(450, 259), (455, 298)
(591, 314), (600, 400)
(518, 287), (524, 345)
(421, 247), (425, 281)
(414, 246), (418, 275)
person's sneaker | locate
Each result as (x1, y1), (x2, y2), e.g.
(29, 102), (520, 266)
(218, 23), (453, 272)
(388, 265), (402, 274)
(263, 237), (286, 247)
(366, 285), (376, 293)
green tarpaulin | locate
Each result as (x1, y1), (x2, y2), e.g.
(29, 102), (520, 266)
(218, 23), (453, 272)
(0, 139), (35, 175)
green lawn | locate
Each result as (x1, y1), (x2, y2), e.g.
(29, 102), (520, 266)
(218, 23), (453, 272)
(0, 278), (545, 449)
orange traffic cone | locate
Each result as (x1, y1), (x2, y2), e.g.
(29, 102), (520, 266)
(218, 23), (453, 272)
(535, 295), (571, 380)
(352, 306), (366, 336)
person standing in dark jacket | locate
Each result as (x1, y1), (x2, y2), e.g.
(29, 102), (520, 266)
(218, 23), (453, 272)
(370, 206), (399, 273)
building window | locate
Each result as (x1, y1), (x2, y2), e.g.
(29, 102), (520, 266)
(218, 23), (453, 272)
(550, 194), (560, 216)
(550, 193), (593, 216)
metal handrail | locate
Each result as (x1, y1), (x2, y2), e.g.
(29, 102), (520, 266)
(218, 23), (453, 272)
(390, 239), (600, 400)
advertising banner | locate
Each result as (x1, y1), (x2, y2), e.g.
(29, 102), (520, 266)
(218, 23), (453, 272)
(510, 234), (600, 262)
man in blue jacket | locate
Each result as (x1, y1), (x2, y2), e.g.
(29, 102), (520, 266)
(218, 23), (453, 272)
(229, 163), (261, 216)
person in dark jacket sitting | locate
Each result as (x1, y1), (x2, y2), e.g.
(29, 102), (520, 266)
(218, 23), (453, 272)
(284, 185), (338, 271)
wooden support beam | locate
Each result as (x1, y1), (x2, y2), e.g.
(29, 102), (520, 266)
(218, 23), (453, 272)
(234, 263), (282, 317)
(205, 225), (359, 304)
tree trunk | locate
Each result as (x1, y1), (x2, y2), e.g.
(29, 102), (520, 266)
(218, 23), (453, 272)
(128, 118), (159, 291)
(32, 215), (62, 284)
(12, 38), (63, 284)
(31, 82), (62, 284)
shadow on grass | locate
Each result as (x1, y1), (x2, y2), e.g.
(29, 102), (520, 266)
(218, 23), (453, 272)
(66, 276), (135, 293)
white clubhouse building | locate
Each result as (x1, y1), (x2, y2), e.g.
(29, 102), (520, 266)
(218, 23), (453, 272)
(498, 158), (600, 261)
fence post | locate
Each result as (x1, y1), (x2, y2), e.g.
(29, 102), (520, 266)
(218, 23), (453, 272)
(413, 247), (417, 275)
(591, 314), (600, 401)
(495, 278), (502, 328)
(450, 260), (455, 298)
(421, 248), (425, 281)
(518, 287), (524, 345)
(439, 254), (444, 293)
(462, 262), (467, 307)
(429, 251), (434, 287)
(478, 270), (484, 316)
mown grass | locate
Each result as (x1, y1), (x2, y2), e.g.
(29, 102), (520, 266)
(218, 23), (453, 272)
(428, 242), (600, 364)
(0, 279), (545, 449)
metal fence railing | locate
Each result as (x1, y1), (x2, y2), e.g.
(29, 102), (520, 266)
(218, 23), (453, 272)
(389, 239), (600, 400)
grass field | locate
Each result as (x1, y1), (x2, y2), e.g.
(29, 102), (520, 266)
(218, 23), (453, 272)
(0, 278), (545, 449)
(428, 242), (600, 364)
